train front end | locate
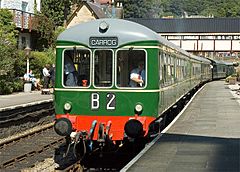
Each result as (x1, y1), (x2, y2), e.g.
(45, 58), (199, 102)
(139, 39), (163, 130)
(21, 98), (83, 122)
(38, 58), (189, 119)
(54, 19), (160, 156)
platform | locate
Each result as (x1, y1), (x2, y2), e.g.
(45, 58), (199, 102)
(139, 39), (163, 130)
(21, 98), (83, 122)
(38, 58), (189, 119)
(0, 91), (53, 111)
(123, 80), (240, 172)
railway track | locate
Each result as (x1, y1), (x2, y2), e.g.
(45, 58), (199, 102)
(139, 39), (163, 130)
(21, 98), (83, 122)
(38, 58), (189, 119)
(0, 123), (64, 171)
(0, 101), (54, 140)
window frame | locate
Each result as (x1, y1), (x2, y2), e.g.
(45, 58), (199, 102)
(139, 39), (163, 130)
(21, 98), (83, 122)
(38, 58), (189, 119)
(62, 48), (92, 88)
(93, 49), (114, 89)
(22, 1), (28, 12)
(115, 48), (147, 89)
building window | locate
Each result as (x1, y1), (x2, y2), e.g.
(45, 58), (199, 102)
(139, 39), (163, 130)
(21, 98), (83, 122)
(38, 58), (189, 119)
(22, 1), (28, 12)
(21, 36), (26, 49)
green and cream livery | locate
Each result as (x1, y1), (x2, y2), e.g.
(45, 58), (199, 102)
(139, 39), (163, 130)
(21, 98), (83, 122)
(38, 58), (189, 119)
(54, 19), (211, 155)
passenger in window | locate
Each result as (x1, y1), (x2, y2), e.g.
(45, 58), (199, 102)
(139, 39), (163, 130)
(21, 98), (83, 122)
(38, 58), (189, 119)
(64, 55), (78, 86)
(129, 61), (145, 87)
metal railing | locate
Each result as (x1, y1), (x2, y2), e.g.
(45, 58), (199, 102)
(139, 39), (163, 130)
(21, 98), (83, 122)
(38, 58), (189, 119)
(9, 9), (35, 32)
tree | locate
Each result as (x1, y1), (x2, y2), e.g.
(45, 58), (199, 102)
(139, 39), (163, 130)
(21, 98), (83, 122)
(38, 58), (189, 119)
(0, 9), (19, 94)
(0, 9), (18, 76)
(32, 13), (55, 49)
(145, 0), (163, 18)
(123, 0), (163, 18)
(34, 0), (74, 48)
(41, 0), (71, 27)
(162, 0), (240, 18)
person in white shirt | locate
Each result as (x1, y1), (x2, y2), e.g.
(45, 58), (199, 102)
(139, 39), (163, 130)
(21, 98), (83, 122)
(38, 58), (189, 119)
(42, 64), (51, 88)
(129, 61), (145, 87)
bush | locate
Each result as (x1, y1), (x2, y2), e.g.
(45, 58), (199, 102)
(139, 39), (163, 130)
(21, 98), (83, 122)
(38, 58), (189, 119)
(31, 50), (55, 78)
(0, 48), (55, 95)
(0, 76), (24, 95)
(12, 79), (24, 92)
(0, 80), (13, 95)
(14, 50), (26, 78)
(15, 49), (55, 79)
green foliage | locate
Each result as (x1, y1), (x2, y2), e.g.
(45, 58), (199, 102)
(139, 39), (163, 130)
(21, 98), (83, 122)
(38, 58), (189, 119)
(204, 0), (240, 17)
(0, 9), (18, 76)
(52, 26), (66, 48)
(0, 78), (24, 95)
(162, 0), (240, 17)
(34, 0), (38, 14)
(30, 50), (55, 78)
(32, 0), (67, 49)
(0, 9), (19, 94)
(12, 79), (24, 92)
(32, 13), (55, 49)
(0, 8), (57, 94)
(0, 80), (13, 95)
(0, 49), (55, 95)
(123, 0), (154, 18)
(14, 51), (26, 78)
(123, 0), (240, 18)
(41, 0), (71, 26)
(13, 49), (54, 79)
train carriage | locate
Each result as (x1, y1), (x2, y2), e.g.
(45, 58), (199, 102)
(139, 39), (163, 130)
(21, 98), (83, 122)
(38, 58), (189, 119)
(207, 58), (227, 80)
(54, 19), (212, 156)
(225, 62), (236, 77)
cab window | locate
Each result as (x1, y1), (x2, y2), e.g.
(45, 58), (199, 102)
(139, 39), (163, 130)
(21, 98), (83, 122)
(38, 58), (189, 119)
(116, 49), (146, 88)
(94, 50), (113, 87)
(63, 49), (90, 87)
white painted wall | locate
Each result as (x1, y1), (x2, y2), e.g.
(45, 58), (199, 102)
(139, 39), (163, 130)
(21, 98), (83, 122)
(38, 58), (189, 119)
(232, 41), (240, 51)
(1, 0), (41, 13)
(198, 40), (214, 51)
(168, 39), (240, 52)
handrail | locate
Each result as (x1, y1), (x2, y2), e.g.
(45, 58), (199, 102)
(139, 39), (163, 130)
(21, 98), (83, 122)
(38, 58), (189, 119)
(8, 9), (36, 31)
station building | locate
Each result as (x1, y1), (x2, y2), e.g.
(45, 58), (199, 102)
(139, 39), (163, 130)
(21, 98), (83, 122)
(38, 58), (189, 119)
(128, 18), (240, 61)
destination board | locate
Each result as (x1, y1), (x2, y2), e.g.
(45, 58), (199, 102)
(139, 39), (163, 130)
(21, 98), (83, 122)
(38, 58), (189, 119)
(89, 37), (118, 47)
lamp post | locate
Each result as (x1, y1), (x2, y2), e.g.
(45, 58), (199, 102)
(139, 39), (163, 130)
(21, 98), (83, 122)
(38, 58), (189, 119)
(24, 46), (31, 74)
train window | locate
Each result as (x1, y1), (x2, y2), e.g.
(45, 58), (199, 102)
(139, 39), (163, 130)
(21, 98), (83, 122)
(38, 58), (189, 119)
(163, 54), (175, 85)
(63, 49), (90, 87)
(94, 50), (113, 87)
(159, 52), (163, 81)
(116, 49), (146, 88)
(161, 54), (167, 85)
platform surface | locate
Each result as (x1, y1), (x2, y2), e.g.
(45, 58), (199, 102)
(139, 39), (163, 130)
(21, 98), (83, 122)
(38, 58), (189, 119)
(126, 81), (240, 172)
(0, 91), (53, 110)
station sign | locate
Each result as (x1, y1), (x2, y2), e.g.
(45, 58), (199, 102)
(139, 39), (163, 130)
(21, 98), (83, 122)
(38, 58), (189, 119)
(89, 37), (118, 47)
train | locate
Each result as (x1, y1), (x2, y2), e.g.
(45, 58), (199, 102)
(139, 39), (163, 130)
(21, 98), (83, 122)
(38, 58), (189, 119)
(53, 19), (228, 157)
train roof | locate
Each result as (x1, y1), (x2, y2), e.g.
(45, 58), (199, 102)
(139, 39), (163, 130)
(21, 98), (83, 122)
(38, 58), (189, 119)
(190, 55), (211, 64)
(58, 19), (188, 51)
(225, 62), (234, 65)
(58, 19), (162, 46)
(207, 58), (227, 65)
(58, 19), (210, 63)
